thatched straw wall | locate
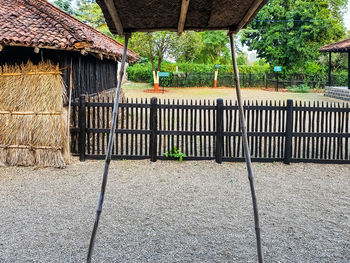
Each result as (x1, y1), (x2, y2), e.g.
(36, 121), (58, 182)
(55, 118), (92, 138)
(0, 61), (69, 168)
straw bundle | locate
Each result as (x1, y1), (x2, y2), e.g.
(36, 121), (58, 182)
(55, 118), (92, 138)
(0, 61), (70, 168)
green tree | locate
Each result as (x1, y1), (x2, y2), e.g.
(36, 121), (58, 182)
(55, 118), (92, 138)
(170, 32), (203, 63)
(128, 32), (176, 88)
(195, 31), (231, 64)
(75, 0), (112, 36)
(50, 0), (76, 15)
(241, 0), (347, 74)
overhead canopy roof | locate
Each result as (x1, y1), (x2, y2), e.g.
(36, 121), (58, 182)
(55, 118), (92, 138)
(96, 0), (268, 36)
(319, 38), (350, 53)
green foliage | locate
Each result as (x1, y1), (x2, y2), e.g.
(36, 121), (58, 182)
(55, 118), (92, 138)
(127, 63), (154, 83)
(287, 84), (311, 93)
(164, 147), (187, 162)
(194, 31), (231, 64)
(332, 71), (349, 86)
(241, 0), (347, 75)
(50, 0), (76, 15)
(75, 0), (112, 36)
(127, 61), (271, 84)
(170, 32), (203, 63)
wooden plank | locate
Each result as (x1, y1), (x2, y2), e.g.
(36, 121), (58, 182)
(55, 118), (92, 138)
(178, 0), (190, 35)
(194, 100), (198, 156)
(231, 0), (265, 34)
(103, 0), (124, 36)
(126, 98), (129, 155)
(150, 98), (158, 162)
(140, 99), (144, 156)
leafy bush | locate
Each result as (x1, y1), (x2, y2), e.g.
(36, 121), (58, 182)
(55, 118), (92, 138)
(164, 146), (187, 162)
(332, 72), (348, 86)
(287, 84), (311, 93)
(127, 61), (271, 84)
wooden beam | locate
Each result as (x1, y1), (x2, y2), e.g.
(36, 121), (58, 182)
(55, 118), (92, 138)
(230, 0), (265, 34)
(329, 52), (332, 86)
(80, 49), (88, 56)
(0, 44), (3, 52)
(348, 50), (350, 89)
(103, 0), (124, 36)
(132, 26), (228, 33)
(178, 0), (190, 35)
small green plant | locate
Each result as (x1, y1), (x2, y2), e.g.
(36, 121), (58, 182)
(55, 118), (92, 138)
(287, 84), (311, 93)
(164, 146), (187, 162)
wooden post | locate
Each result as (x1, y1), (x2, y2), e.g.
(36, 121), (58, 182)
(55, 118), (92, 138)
(67, 58), (74, 139)
(78, 94), (86, 162)
(284, 99), (293, 164)
(214, 69), (219, 88)
(348, 50), (350, 89)
(328, 52), (332, 86)
(87, 34), (130, 263)
(229, 33), (263, 263)
(153, 71), (160, 92)
(150, 97), (158, 162)
(216, 99), (224, 164)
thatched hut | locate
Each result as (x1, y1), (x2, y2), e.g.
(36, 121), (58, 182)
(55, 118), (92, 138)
(0, 0), (140, 168)
(0, 0), (140, 99)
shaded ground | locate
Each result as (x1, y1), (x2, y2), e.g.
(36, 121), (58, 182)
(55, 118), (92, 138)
(123, 82), (344, 103)
(0, 160), (349, 262)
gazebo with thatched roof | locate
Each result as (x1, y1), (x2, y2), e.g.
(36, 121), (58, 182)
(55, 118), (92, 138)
(86, 1), (268, 263)
(319, 38), (350, 101)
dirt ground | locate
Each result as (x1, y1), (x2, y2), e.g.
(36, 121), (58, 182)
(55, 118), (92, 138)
(122, 82), (345, 103)
(0, 160), (349, 262)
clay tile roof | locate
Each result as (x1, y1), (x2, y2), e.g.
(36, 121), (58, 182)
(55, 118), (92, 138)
(319, 38), (350, 53)
(0, 0), (140, 62)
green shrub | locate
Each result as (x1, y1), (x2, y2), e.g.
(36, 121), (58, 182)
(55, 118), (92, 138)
(332, 71), (348, 86)
(287, 84), (311, 93)
(164, 146), (187, 162)
(127, 61), (271, 84)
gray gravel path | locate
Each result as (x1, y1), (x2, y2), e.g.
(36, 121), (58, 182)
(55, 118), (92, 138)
(0, 160), (349, 262)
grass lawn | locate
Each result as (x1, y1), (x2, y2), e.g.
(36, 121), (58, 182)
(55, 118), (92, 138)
(122, 82), (345, 104)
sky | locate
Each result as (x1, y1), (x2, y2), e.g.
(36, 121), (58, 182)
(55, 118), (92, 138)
(345, 2), (350, 30)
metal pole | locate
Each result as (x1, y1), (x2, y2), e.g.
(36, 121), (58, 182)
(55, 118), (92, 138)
(229, 33), (263, 263)
(87, 34), (130, 263)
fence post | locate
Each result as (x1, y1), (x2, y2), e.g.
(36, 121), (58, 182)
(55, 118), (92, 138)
(284, 99), (293, 164)
(78, 94), (86, 162)
(216, 99), (224, 164)
(150, 97), (158, 162)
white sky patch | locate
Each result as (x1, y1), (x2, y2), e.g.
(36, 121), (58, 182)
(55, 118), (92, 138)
(344, 2), (350, 30)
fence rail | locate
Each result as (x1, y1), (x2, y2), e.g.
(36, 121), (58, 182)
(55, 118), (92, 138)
(70, 95), (350, 164)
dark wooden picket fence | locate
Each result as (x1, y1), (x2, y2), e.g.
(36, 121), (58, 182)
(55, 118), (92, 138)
(70, 95), (350, 164)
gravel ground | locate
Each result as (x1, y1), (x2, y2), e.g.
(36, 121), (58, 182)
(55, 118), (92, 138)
(0, 160), (349, 263)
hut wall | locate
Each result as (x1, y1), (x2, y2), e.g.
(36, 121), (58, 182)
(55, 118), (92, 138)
(0, 46), (118, 100)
